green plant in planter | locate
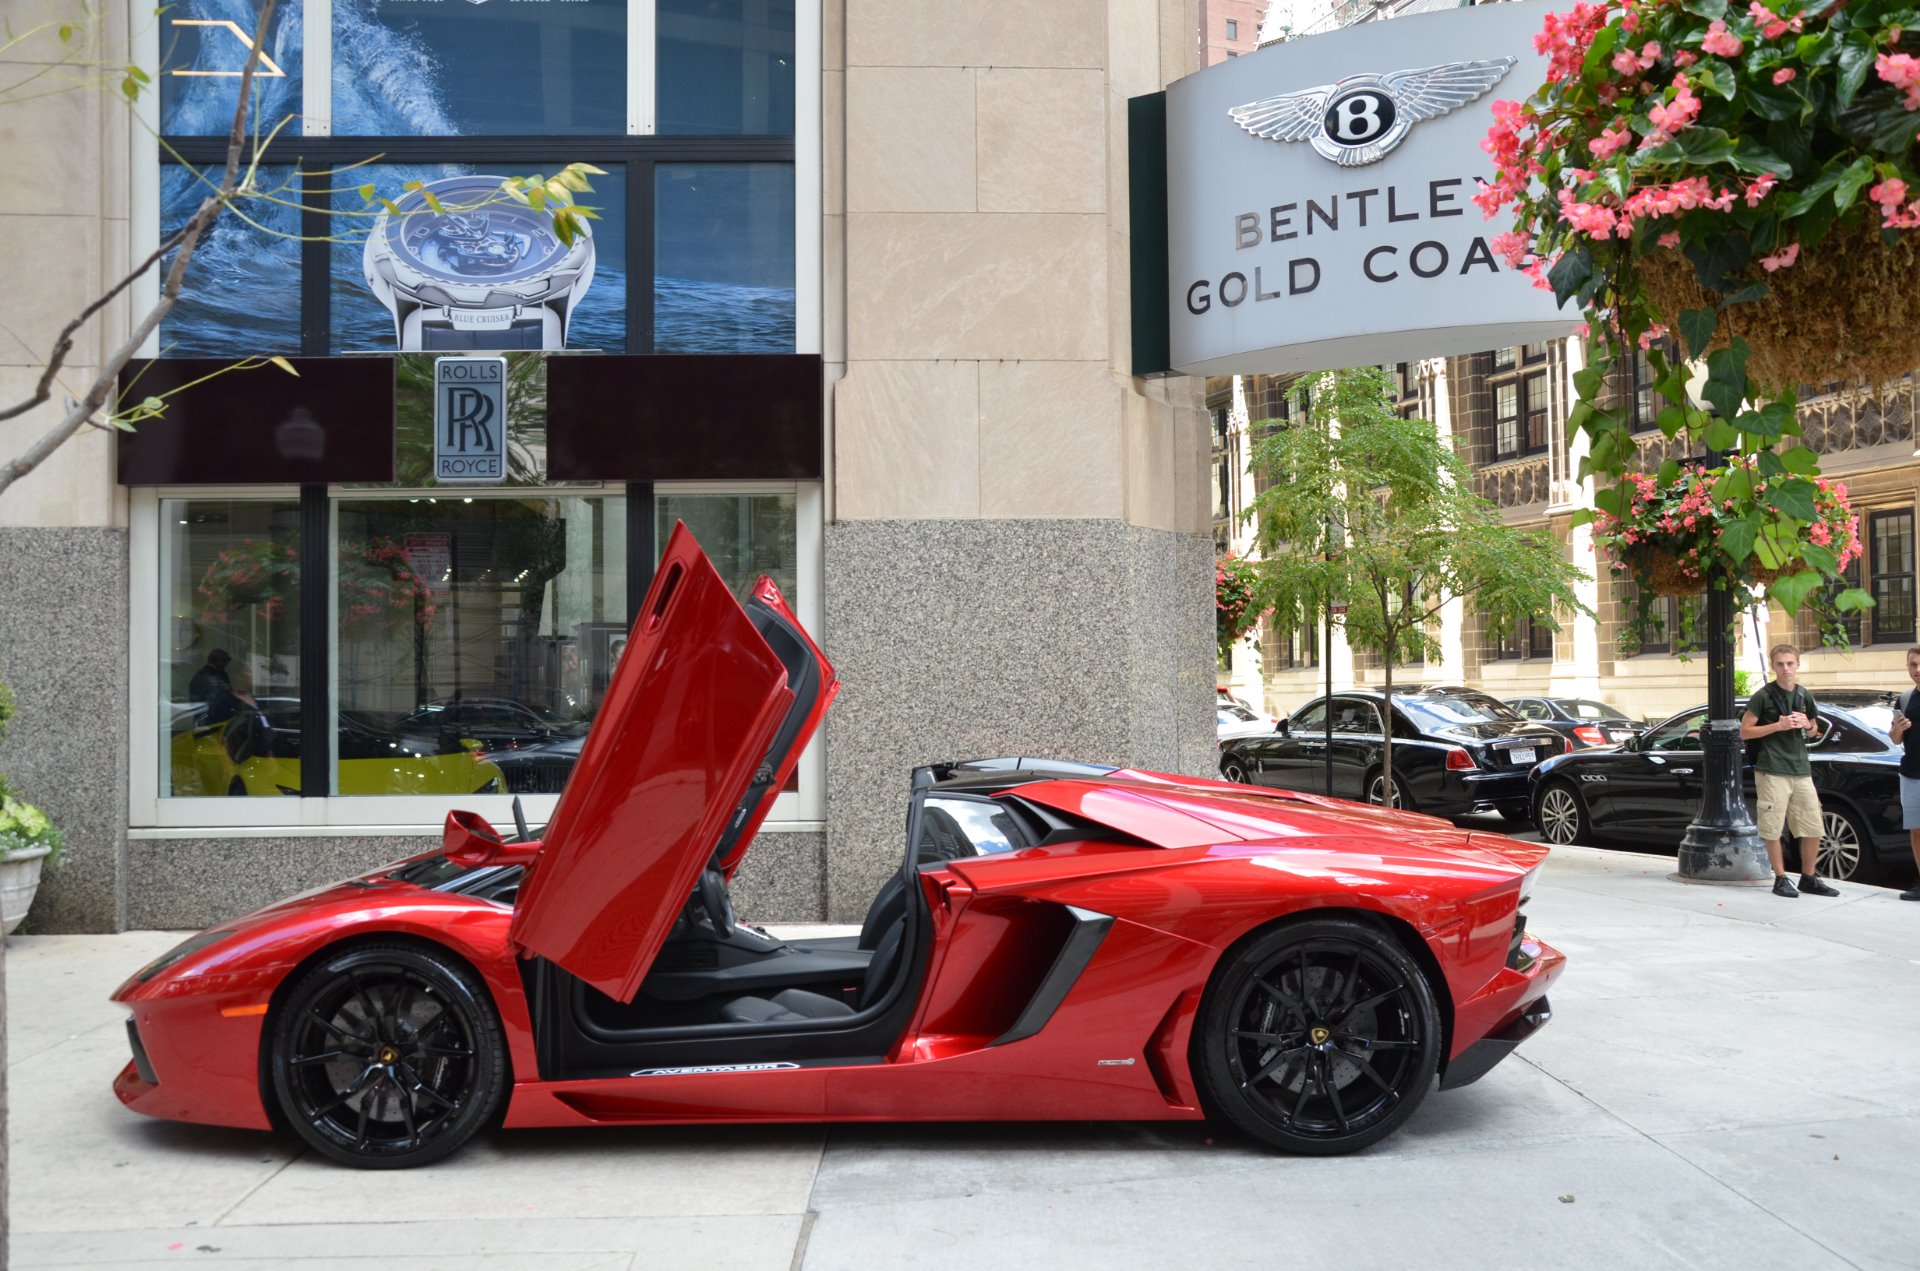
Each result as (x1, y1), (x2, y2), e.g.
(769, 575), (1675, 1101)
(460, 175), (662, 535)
(0, 796), (63, 866)
(1478, 0), (1911, 645)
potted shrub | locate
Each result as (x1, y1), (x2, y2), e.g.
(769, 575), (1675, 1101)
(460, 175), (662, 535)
(1477, 0), (1908, 642)
(0, 680), (63, 936)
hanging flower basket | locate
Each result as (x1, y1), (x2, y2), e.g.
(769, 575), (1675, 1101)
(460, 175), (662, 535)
(1638, 220), (1920, 392)
(1597, 463), (1861, 604)
(1216, 554), (1266, 662)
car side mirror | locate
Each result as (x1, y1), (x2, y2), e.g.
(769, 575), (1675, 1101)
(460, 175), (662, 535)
(1276, 719), (1290, 736)
(1620, 734), (1638, 752)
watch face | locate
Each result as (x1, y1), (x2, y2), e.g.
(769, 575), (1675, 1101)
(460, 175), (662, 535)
(382, 175), (589, 286)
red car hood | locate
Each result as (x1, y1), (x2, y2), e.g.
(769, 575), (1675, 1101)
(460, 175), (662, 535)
(1017, 773), (1548, 875)
(506, 523), (838, 1003)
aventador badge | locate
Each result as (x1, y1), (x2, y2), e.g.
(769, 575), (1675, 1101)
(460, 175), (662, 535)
(1228, 58), (1517, 167)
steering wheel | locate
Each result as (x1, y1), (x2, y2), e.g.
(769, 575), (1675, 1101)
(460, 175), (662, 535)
(696, 869), (735, 939)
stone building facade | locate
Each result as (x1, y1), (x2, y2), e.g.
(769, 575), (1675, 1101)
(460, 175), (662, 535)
(0, 0), (1218, 932)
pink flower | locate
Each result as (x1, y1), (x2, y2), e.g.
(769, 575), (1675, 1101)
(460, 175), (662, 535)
(1772, 66), (1797, 84)
(1590, 124), (1634, 159)
(1658, 230), (1682, 248)
(1674, 49), (1699, 66)
(1612, 49), (1643, 76)
(1745, 173), (1779, 206)
(1702, 21), (1744, 57)
(1878, 52), (1920, 109)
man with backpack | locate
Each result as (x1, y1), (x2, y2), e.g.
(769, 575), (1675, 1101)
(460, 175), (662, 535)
(1740, 642), (1840, 898)
(1884, 645), (1920, 901)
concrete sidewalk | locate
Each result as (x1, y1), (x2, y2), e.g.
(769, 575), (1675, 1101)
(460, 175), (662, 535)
(6, 844), (1916, 1270)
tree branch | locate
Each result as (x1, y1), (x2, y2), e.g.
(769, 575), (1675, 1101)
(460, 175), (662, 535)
(0, 0), (278, 499)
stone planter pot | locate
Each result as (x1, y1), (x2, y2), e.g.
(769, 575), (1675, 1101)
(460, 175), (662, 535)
(1, 844), (53, 935)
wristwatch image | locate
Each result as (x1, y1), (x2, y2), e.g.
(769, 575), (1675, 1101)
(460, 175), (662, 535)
(362, 174), (596, 351)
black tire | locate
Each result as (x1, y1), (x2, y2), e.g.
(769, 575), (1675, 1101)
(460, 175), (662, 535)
(268, 941), (508, 1169)
(1533, 781), (1590, 846)
(1222, 757), (1253, 785)
(1192, 917), (1442, 1155)
(1818, 805), (1883, 884)
(1365, 769), (1413, 811)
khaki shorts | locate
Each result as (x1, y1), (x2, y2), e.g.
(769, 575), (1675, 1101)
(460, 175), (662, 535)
(1754, 771), (1822, 841)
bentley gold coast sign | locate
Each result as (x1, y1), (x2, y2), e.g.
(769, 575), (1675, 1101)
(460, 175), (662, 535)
(1160, 1), (1576, 376)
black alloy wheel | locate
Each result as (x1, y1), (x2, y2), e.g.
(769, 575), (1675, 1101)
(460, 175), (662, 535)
(1193, 917), (1441, 1154)
(269, 942), (508, 1169)
(1222, 757), (1253, 785)
(1366, 770), (1411, 811)
(1817, 806), (1882, 884)
(1534, 781), (1590, 846)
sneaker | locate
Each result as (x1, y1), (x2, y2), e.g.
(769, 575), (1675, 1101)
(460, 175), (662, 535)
(1772, 875), (1799, 898)
(1900, 885), (1920, 902)
(1799, 875), (1840, 897)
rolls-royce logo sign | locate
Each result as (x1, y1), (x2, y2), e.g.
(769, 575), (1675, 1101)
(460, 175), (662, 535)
(1228, 58), (1517, 166)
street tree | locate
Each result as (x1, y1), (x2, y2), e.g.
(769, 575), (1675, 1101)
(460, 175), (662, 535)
(1246, 365), (1591, 803)
(0, 1), (598, 501)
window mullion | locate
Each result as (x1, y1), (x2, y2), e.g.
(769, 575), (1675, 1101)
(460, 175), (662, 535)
(304, 0), (333, 137)
(299, 483), (332, 797)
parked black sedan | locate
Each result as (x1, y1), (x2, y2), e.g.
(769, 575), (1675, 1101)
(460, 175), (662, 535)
(1219, 689), (1569, 820)
(1527, 698), (1910, 883)
(1505, 695), (1645, 749)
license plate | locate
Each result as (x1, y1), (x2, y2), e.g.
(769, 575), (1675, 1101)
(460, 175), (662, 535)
(1506, 746), (1537, 764)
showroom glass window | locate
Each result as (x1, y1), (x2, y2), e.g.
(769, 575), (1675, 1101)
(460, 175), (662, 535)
(146, 3), (808, 811)
(159, 500), (302, 796)
(154, 0), (797, 358)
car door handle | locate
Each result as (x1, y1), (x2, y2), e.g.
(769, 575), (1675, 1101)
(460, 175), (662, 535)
(1671, 767), (1696, 776)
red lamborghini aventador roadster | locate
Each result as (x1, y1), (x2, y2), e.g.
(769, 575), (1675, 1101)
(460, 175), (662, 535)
(113, 525), (1564, 1168)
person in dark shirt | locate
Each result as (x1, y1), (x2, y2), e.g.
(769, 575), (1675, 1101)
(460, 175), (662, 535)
(187, 648), (247, 726)
(1739, 641), (1838, 898)
(1886, 645), (1920, 901)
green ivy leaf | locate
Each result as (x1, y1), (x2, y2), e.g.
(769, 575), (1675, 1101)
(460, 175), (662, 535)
(1594, 483), (1625, 517)
(1569, 508), (1596, 529)
(1719, 280), (1770, 309)
(1770, 569), (1823, 614)
(1584, 26), (1622, 83)
(1657, 458), (1681, 485)
(1720, 515), (1759, 564)
(1779, 446), (1819, 474)
(1739, 401), (1792, 440)
(1756, 449), (1787, 476)
(1679, 306), (1718, 359)
(1766, 479), (1818, 521)
(1659, 405), (1688, 438)
(1801, 542), (1839, 575)
(1834, 586), (1876, 612)
(1714, 465), (1753, 504)
(1704, 416), (1739, 450)
(1681, 0), (1729, 20)
(1573, 361), (1606, 401)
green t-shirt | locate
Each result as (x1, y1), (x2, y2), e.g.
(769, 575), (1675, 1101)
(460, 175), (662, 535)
(1747, 682), (1818, 776)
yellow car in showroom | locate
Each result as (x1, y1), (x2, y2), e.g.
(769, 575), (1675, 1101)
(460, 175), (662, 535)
(171, 700), (507, 797)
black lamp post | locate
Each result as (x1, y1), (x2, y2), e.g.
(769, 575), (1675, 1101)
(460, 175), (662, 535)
(1677, 449), (1770, 881)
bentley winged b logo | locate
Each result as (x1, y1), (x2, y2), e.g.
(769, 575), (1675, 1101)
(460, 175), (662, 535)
(1228, 57), (1517, 166)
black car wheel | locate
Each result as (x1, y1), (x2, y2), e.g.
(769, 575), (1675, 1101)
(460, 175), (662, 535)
(1534, 782), (1589, 846)
(1366, 770), (1412, 811)
(1193, 917), (1441, 1154)
(1222, 757), (1252, 785)
(1818, 806), (1883, 885)
(269, 942), (508, 1169)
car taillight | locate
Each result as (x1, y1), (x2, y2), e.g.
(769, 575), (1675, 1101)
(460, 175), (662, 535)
(1445, 746), (1476, 771)
(1573, 725), (1607, 746)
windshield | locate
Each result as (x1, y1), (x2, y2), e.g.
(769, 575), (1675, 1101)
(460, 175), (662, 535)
(1845, 704), (1896, 738)
(1397, 693), (1522, 727)
(1219, 703), (1260, 722)
(1565, 699), (1631, 721)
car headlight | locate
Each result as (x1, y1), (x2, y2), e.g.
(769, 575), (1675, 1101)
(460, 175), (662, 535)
(134, 930), (231, 983)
